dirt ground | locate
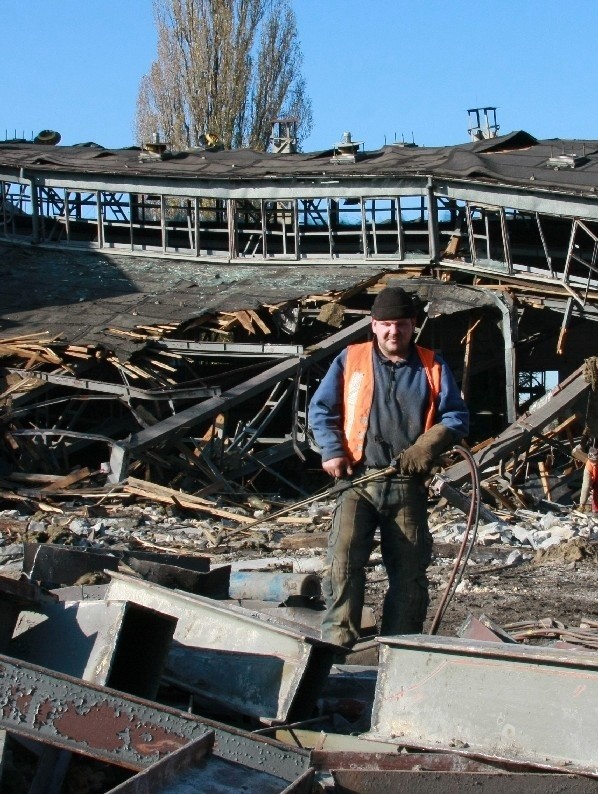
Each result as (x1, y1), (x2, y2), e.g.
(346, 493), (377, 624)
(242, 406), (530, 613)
(365, 537), (598, 641)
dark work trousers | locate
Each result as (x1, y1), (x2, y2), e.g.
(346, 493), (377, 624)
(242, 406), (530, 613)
(321, 473), (432, 648)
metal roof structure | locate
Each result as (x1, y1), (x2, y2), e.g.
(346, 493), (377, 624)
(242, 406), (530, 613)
(1, 130), (598, 300)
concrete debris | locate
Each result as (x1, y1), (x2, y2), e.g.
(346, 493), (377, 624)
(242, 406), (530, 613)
(431, 506), (597, 550)
(505, 549), (525, 566)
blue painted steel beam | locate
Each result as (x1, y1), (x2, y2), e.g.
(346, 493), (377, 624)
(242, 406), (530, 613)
(369, 635), (598, 777)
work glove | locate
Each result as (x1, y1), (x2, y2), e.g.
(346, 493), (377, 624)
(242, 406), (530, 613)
(400, 424), (456, 476)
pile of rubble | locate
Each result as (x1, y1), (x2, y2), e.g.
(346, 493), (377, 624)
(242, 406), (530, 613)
(432, 504), (597, 550)
(0, 482), (597, 791)
(1, 278), (597, 788)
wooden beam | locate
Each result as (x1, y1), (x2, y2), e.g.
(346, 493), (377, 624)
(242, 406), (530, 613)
(42, 467), (92, 492)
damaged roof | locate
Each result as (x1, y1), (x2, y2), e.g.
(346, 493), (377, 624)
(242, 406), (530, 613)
(2, 130), (598, 197)
(0, 244), (388, 358)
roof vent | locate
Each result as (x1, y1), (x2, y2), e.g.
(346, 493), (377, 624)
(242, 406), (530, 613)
(330, 131), (364, 164)
(467, 107), (499, 141)
(139, 132), (172, 162)
(546, 153), (588, 170)
(34, 129), (61, 146)
(270, 117), (298, 154)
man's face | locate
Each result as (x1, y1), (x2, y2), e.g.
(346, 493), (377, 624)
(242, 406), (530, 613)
(371, 317), (416, 360)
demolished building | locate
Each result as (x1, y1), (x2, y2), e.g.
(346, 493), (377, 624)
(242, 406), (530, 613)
(0, 127), (597, 790)
(0, 128), (597, 495)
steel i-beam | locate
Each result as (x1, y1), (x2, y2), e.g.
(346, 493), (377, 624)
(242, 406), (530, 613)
(0, 652), (312, 779)
(106, 733), (314, 794)
(368, 635), (598, 777)
(105, 572), (339, 722)
(9, 600), (176, 699)
(444, 363), (589, 487)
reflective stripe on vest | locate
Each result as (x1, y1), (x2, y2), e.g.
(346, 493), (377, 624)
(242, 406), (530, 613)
(342, 341), (442, 464)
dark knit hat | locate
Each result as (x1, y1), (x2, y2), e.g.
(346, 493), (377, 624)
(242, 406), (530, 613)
(371, 287), (416, 320)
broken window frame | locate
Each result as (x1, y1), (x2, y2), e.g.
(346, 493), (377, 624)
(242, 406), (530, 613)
(0, 174), (597, 299)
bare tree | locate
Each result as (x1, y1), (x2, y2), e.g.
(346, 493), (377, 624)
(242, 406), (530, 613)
(136, 0), (312, 151)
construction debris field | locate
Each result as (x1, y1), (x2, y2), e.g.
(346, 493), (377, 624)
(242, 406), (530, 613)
(1, 127), (598, 789)
(1, 494), (597, 661)
(1, 491), (598, 792)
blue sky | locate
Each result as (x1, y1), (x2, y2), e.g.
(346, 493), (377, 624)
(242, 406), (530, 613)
(4, 0), (598, 152)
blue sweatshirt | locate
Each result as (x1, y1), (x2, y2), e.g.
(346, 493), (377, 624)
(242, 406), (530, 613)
(308, 342), (469, 466)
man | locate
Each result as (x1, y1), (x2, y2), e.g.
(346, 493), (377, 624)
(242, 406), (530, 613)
(308, 286), (469, 648)
(580, 446), (598, 513)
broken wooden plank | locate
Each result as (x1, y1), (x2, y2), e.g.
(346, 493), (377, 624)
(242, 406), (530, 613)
(460, 313), (481, 403)
(232, 310), (256, 334)
(248, 310), (270, 335)
(125, 477), (255, 524)
(41, 467), (92, 493)
(479, 481), (519, 513)
(538, 461), (553, 500)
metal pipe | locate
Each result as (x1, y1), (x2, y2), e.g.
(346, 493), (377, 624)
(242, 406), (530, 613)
(229, 572), (321, 602)
(429, 444), (481, 635)
(230, 464), (399, 534)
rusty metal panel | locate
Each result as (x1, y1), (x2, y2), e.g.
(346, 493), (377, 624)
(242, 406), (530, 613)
(106, 734), (315, 794)
(314, 750), (521, 773)
(319, 751), (598, 793)
(0, 654), (210, 769)
(105, 572), (338, 722)
(332, 768), (597, 793)
(9, 600), (176, 699)
(369, 635), (598, 776)
(0, 653), (313, 777)
(458, 613), (517, 643)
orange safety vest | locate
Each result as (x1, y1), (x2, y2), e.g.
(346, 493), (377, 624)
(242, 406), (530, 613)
(342, 342), (442, 464)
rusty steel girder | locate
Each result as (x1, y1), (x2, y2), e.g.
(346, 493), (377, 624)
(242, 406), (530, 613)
(0, 652), (312, 779)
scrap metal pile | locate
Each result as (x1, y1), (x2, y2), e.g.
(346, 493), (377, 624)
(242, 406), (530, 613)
(0, 289), (597, 790)
(0, 287), (379, 495)
(0, 504), (597, 791)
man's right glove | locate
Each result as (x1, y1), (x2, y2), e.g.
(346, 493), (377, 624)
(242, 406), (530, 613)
(400, 424), (456, 476)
